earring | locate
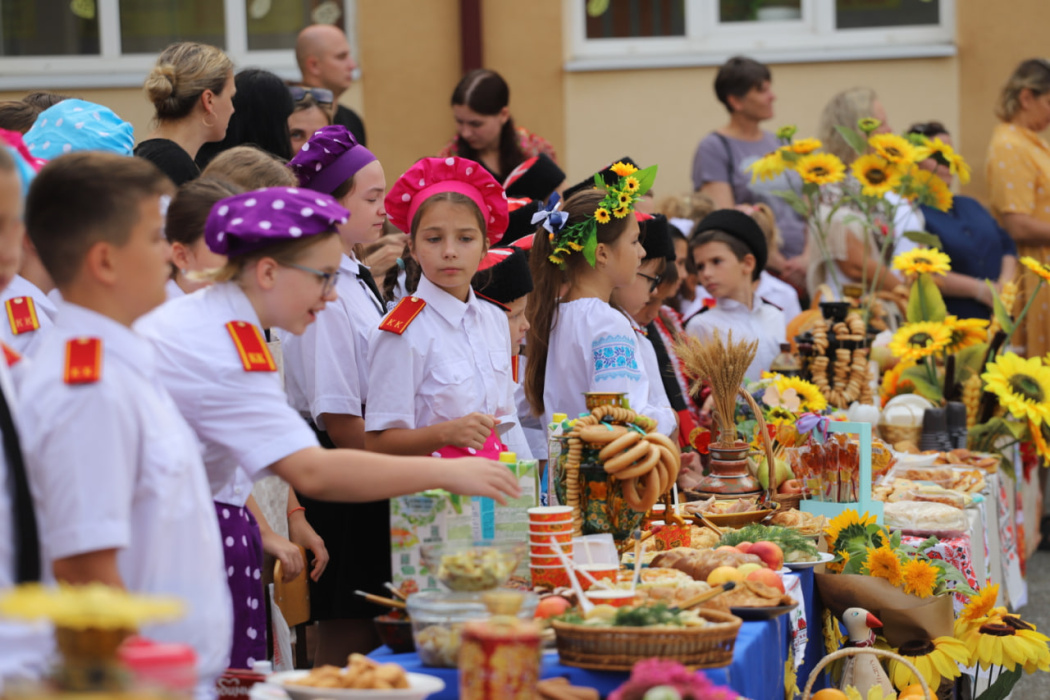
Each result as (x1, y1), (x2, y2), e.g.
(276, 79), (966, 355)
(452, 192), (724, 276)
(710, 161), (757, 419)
(202, 115), (216, 129)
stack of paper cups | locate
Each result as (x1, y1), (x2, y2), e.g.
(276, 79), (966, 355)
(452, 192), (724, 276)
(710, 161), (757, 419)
(527, 506), (573, 589)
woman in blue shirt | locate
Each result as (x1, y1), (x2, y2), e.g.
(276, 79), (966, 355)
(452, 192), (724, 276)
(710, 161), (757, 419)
(909, 122), (1017, 319)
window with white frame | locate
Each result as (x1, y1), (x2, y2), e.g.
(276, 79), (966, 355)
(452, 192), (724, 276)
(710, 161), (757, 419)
(0, 0), (355, 90)
(570, 0), (955, 70)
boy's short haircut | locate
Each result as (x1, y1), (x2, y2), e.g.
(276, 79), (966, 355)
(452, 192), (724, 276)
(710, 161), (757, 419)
(25, 152), (174, 287)
(691, 229), (761, 282)
(714, 56), (771, 113)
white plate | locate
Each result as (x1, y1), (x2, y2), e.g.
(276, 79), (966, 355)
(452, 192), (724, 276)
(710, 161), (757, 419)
(268, 670), (446, 700)
(784, 552), (835, 570)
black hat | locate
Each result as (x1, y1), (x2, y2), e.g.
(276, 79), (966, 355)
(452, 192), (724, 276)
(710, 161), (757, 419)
(692, 209), (768, 274)
(497, 198), (542, 247)
(640, 213), (676, 262)
(503, 154), (566, 201)
(562, 156), (640, 201)
(473, 248), (533, 308)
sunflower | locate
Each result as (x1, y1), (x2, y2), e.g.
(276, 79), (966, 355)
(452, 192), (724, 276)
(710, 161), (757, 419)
(823, 608), (846, 655)
(858, 117), (882, 134)
(787, 138), (822, 155)
(880, 357), (917, 406)
(852, 154), (902, 197)
(959, 616), (1050, 672)
(915, 136), (972, 185)
(795, 152), (846, 185)
(773, 375), (828, 412)
(1020, 255), (1050, 285)
(623, 176), (640, 193)
(1031, 419), (1050, 462)
(888, 322), (952, 362)
(943, 315), (989, 353)
(889, 637), (968, 690)
(747, 150), (788, 183)
(892, 248), (952, 277)
(908, 168), (954, 212)
(870, 133), (921, 164)
(776, 125), (798, 140)
(609, 161), (637, 177)
(594, 207), (611, 224)
(901, 559), (939, 598)
(617, 192), (632, 207)
(567, 241), (583, 251)
(825, 510), (878, 550)
(863, 544), (903, 586)
(612, 205), (630, 219)
(955, 583), (1000, 634)
(981, 352), (1050, 427)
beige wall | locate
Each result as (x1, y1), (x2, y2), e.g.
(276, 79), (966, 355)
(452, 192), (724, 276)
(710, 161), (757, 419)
(957, 0), (1050, 203)
(564, 57), (960, 200)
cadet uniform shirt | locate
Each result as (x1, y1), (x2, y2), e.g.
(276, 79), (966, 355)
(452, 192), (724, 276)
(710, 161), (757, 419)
(365, 275), (518, 438)
(685, 297), (786, 382)
(543, 298), (663, 431)
(0, 350), (51, 690)
(0, 276), (57, 358)
(20, 302), (231, 699)
(280, 253), (383, 430)
(135, 282), (318, 496)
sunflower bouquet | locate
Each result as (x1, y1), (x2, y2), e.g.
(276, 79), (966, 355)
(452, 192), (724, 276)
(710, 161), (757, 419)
(749, 120), (965, 312)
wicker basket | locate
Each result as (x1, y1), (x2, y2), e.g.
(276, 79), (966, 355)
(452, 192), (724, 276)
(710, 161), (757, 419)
(878, 422), (922, 448)
(551, 608), (742, 671)
(802, 647), (932, 699)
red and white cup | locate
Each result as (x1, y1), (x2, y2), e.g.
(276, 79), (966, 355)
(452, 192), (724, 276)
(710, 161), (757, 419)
(528, 506), (574, 522)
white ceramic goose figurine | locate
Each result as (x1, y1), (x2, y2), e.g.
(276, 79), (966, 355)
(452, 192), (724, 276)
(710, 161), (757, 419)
(839, 607), (895, 697)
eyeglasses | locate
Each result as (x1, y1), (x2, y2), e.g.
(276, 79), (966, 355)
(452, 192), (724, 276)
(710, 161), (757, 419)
(637, 271), (662, 293)
(288, 86), (334, 105)
(281, 261), (340, 296)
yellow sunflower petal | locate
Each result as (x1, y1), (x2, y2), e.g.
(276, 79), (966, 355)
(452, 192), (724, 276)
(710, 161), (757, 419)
(981, 352), (1050, 427)
(870, 133), (921, 164)
(796, 152), (846, 185)
(892, 248), (952, 277)
(1021, 256), (1050, 285)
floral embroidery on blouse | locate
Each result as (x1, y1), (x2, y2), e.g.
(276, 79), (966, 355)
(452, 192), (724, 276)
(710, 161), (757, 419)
(592, 333), (640, 382)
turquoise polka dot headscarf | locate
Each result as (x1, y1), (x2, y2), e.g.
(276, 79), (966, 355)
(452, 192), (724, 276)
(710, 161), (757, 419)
(24, 98), (134, 160)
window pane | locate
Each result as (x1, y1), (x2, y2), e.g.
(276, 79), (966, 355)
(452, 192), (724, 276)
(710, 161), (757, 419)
(836, 0), (939, 29)
(585, 0), (686, 39)
(720, 0), (802, 23)
(1, 0), (99, 56)
(119, 1), (225, 54)
(247, 1), (346, 51)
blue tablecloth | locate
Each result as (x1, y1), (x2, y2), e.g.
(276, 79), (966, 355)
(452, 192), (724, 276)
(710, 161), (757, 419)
(372, 568), (829, 698)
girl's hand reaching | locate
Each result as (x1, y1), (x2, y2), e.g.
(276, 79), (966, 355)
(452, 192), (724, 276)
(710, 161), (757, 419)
(439, 457), (522, 505)
(442, 413), (497, 450)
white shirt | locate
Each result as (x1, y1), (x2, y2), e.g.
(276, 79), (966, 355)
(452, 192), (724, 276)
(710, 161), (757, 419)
(678, 285), (711, 320)
(684, 297), (786, 382)
(514, 355), (548, 460)
(888, 191), (924, 256)
(165, 278), (185, 300)
(542, 298), (667, 432)
(0, 351), (51, 690)
(20, 302), (231, 698)
(632, 324), (677, 435)
(756, 271), (802, 325)
(280, 254), (383, 431)
(135, 282), (318, 496)
(365, 275), (518, 439)
(0, 275), (57, 358)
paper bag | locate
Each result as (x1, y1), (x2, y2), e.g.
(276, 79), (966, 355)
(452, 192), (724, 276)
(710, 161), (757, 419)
(815, 573), (954, 646)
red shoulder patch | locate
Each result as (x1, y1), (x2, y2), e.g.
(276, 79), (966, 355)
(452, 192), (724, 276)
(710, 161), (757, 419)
(226, 321), (276, 372)
(2, 342), (21, 368)
(64, 337), (102, 385)
(379, 296), (426, 335)
(5, 297), (40, 335)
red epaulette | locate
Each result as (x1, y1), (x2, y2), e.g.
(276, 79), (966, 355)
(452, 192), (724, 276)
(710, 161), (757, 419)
(1, 342), (21, 368)
(226, 321), (276, 372)
(379, 296), (426, 335)
(511, 355), (520, 384)
(64, 337), (102, 385)
(5, 297), (40, 335)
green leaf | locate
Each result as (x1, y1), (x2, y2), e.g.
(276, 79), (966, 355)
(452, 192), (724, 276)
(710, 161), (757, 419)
(593, 172), (605, 190)
(906, 273), (948, 323)
(633, 164), (659, 197)
(956, 343), (990, 383)
(835, 125), (870, 156)
(902, 230), (944, 249)
(974, 665), (1021, 700)
(988, 280), (1016, 336)
(772, 189), (811, 218)
(779, 150), (801, 164)
(582, 226), (598, 268)
(900, 365), (944, 403)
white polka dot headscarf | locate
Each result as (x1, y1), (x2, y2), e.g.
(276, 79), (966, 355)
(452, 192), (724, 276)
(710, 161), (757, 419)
(384, 156), (509, 244)
(23, 98), (135, 160)
(204, 187), (350, 256)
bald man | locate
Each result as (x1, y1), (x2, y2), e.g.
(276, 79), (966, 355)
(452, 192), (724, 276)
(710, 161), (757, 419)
(296, 24), (366, 146)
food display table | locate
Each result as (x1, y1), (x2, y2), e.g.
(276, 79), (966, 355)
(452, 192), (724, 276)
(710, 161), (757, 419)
(371, 568), (829, 699)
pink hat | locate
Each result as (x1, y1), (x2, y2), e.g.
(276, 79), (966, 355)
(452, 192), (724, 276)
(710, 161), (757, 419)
(384, 156), (508, 244)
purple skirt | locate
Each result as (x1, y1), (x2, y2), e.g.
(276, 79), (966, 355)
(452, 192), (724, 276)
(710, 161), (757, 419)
(215, 501), (267, 669)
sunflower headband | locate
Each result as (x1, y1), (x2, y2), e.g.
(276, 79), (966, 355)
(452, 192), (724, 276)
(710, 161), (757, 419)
(546, 161), (658, 268)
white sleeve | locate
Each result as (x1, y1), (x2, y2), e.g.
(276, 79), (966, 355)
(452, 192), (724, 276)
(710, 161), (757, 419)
(364, 326), (424, 432)
(285, 303), (364, 424)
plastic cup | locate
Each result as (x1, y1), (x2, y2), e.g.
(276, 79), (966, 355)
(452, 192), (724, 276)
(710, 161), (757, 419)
(577, 564), (618, 591)
(528, 520), (574, 534)
(530, 564), (571, 589)
(528, 506), (574, 522)
(584, 589), (636, 607)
